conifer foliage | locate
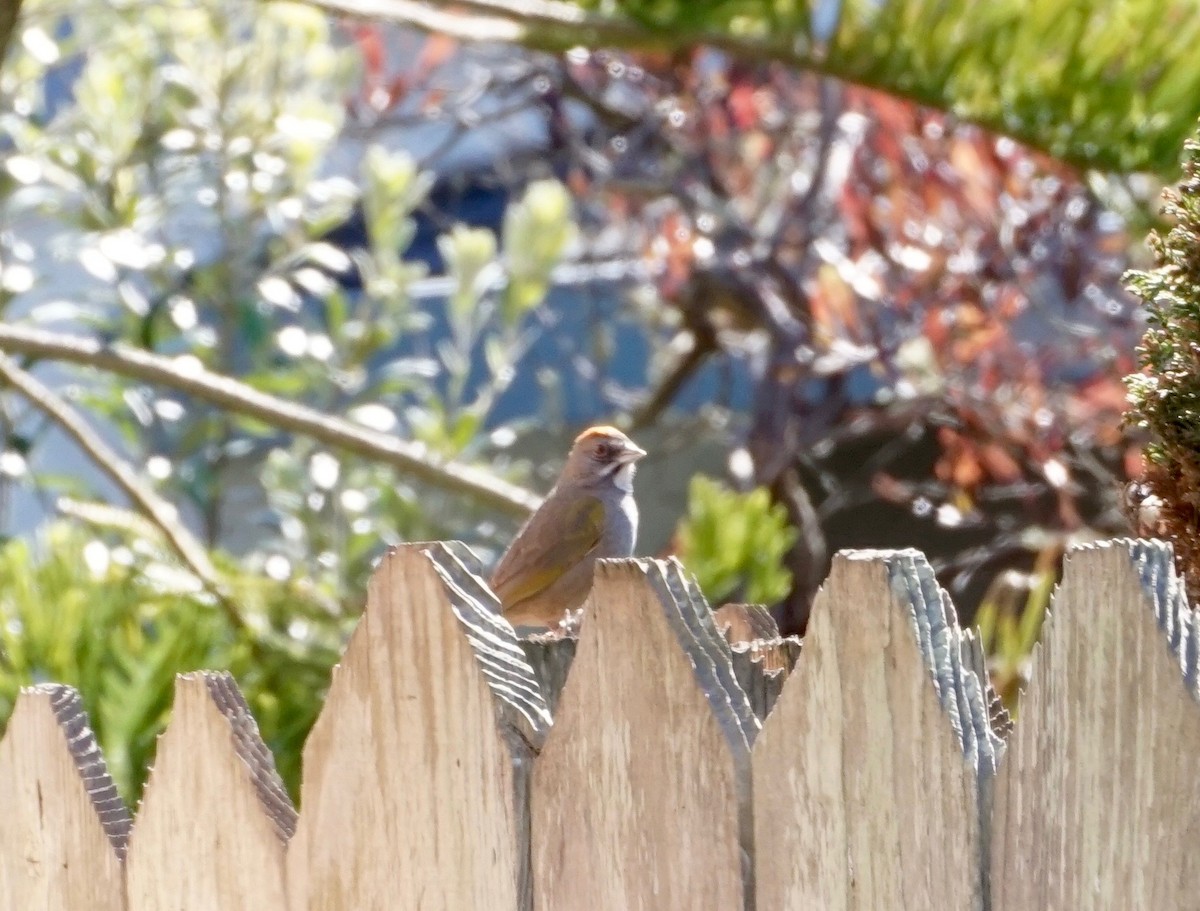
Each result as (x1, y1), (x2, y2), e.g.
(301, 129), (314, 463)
(1126, 124), (1200, 598)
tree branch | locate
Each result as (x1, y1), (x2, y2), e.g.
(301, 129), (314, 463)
(0, 323), (542, 518)
(308, 0), (527, 42)
(0, 351), (248, 631)
(293, 0), (1198, 176)
(303, 0), (794, 59)
(0, 0), (23, 69)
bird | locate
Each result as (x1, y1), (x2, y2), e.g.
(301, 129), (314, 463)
(490, 425), (646, 628)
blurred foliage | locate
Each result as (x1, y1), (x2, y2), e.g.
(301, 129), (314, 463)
(0, 0), (577, 598)
(0, 0), (576, 798)
(972, 544), (1057, 711)
(0, 0), (1177, 794)
(546, 0), (1200, 175)
(675, 476), (797, 605)
(502, 179), (579, 321)
(563, 46), (1140, 636)
(0, 520), (343, 801)
(1125, 122), (1200, 600)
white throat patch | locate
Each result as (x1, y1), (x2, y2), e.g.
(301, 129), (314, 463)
(612, 461), (636, 492)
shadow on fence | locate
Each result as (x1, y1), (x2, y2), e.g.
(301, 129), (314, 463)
(1, 538), (1197, 909)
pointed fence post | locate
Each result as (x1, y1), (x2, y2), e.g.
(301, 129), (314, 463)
(532, 557), (757, 911)
(0, 685), (128, 911)
(287, 542), (551, 911)
(753, 550), (1002, 910)
(124, 672), (294, 910)
(992, 539), (1200, 908)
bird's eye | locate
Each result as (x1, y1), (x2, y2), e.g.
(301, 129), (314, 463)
(594, 441), (612, 460)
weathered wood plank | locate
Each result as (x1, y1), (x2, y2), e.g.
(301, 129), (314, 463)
(715, 603), (801, 722)
(125, 672), (293, 910)
(519, 635), (577, 715)
(960, 626), (1013, 740)
(532, 558), (752, 911)
(425, 541), (553, 752)
(753, 550), (999, 910)
(288, 543), (550, 911)
(0, 685), (127, 911)
(426, 540), (554, 907)
(991, 539), (1200, 909)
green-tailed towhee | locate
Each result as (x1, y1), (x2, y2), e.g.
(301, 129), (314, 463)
(490, 425), (646, 627)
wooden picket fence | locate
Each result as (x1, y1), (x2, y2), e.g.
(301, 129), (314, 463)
(1, 538), (1198, 909)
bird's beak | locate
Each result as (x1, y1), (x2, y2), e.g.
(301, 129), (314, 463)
(617, 441), (647, 464)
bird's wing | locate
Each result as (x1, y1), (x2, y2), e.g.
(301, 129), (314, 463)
(490, 494), (606, 609)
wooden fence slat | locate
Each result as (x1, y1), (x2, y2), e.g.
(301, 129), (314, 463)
(960, 627), (1014, 739)
(532, 558), (751, 911)
(753, 550), (1000, 910)
(12, 535), (1200, 907)
(425, 541), (554, 750)
(288, 543), (549, 911)
(426, 540), (555, 907)
(991, 539), (1200, 909)
(714, 603), (801, 722)
(0, 685), (127, 911)
(645, 560), (761, 750)
(125, 672), (294, 911)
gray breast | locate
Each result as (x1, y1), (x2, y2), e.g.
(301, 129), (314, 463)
(599, 490), (638, 557)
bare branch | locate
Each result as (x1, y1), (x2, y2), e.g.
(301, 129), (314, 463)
(0, 0), (23, 67)
(299, 0), (809, 64)
(0, 351), (248, 631)
(0, 323), (542, 518)
(308, 0), (526, 42)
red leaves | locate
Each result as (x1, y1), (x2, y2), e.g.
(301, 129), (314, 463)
(413, 44), (1145, 570)
(652, 210), (696, 301)
(346, 27), (460, 115)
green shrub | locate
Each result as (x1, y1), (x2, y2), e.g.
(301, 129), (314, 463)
(1125, 125), (1200, 597)
(674, 475), (797, 606)
(0, 522), (342, 802)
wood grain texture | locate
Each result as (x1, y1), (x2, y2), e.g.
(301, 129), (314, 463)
(519, 636), (577, 716)
(0, 685), (126, 911)
(753, 550), (994, 911)
(288, 544), (545, 911)
(715, 603), (801, 722)
(423, 541), (553, 751)
(125, 672), (293, 911)
(991, 539), (1200, 910)
(424, 541), (553, 906)
(531, 558), (749, 911)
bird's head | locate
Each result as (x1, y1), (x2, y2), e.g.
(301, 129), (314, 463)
(561, 425), (646, 491)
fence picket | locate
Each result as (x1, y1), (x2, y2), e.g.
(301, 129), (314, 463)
(531, 558), (751, 911)
(0, 685), (127, 911)
(287, 543), (549, 911)
(753, 550), (998, 910)
(714, 603), (800, 721)
(124, 672), (293, 910)
(1, 538), (1197, 907)
(991, 539), (1200, 909)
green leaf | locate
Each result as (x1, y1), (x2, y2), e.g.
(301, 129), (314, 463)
(438, 224), (498, 337)
(501, 180), (577, 325)
(541, 0), (1200, 175)
(361, 147), (434, 253)
(674, 475), (797, 606)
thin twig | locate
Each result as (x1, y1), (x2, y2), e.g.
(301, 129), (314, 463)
(0, 352), (249, 631)
(0, 323), (542, 518)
